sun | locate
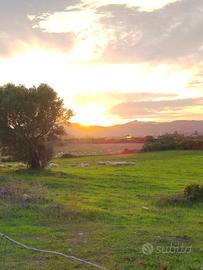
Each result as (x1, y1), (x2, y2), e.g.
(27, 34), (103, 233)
(73, 104), (107, 126)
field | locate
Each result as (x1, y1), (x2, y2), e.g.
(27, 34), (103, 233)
(54, 142), (144, 157)
(1, 150), (203, 269)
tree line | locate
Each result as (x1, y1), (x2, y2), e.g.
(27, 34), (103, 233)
(141, 132), (203, 152)
(62, 137), (146, 144)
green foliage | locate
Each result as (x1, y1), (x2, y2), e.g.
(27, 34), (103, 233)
(184, 183), (203, 201)
(179, 139), (203, 150)
(145, 135), (156, 143)
(141, 133), (203, 152)
(0, 83), (74, 169)
(141, 139), (179, 152)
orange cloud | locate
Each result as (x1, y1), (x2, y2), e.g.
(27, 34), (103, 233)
(106, 97), (203, 119)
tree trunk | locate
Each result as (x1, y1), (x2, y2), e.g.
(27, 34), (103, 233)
(28, 151), (41, 170)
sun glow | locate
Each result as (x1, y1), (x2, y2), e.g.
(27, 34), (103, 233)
(72, 104), (107, 126)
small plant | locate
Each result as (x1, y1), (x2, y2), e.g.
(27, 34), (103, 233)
(184, 183), (203, 201)
(136, 257), (168, 269)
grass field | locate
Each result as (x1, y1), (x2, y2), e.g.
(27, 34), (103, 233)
(1, 150), (203, 269)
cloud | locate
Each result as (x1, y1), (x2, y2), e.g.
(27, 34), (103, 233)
(26, 0), (187, 63)
(26, 0), (199, 67)
(185, 69), (203, 92)
(67, 0), (182, 12)
(2, 0), (202, 69)
(72, 91), (179, 105)
(29, 6), (114, 61)
(0, 0), (77, 58)
(0, 30), (75, 58)
(92, 0), (203, 66)
(107, 97), (203, 118)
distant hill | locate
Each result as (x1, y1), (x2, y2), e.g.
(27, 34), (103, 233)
(64, 120), (203, 138)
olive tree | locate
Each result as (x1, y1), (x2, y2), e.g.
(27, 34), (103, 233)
(0, 83), (74, 169)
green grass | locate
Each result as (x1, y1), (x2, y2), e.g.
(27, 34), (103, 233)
(1, 151), (203, 269)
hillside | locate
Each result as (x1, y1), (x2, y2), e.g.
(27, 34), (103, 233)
(64, 120), (203, 138)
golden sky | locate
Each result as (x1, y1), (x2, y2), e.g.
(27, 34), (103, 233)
(1, 0), (203, 126)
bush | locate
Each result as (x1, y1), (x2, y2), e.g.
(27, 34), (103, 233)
(122, 148), (138, 154)
(141, 141), (173, 152)
(60, 153), (76, 158)
(184, 183), (203, 201)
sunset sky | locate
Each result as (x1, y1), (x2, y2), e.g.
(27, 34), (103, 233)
(1, 0), (203, 126)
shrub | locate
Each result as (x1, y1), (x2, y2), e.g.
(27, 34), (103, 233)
(60, 153), (76, 158)
(184, 183), (203, 201)
(122, 148), (137, 154)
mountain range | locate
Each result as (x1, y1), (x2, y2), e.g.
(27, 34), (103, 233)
(64, 120), (203, 138)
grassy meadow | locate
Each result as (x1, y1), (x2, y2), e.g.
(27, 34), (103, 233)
(1, 150), (203, 269)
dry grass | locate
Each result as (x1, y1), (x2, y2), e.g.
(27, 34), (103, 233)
(0, 177), (51, 204)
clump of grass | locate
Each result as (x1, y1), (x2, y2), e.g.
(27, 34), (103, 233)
(48, 203), (77, 220)
(0, 176), (54, 219)
(42, 202), (107, 222)
(0, 176), (52, 204)
(153, 192), (187, 207)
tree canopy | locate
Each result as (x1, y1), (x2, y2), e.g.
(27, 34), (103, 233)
(0, 83), (74, 169)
